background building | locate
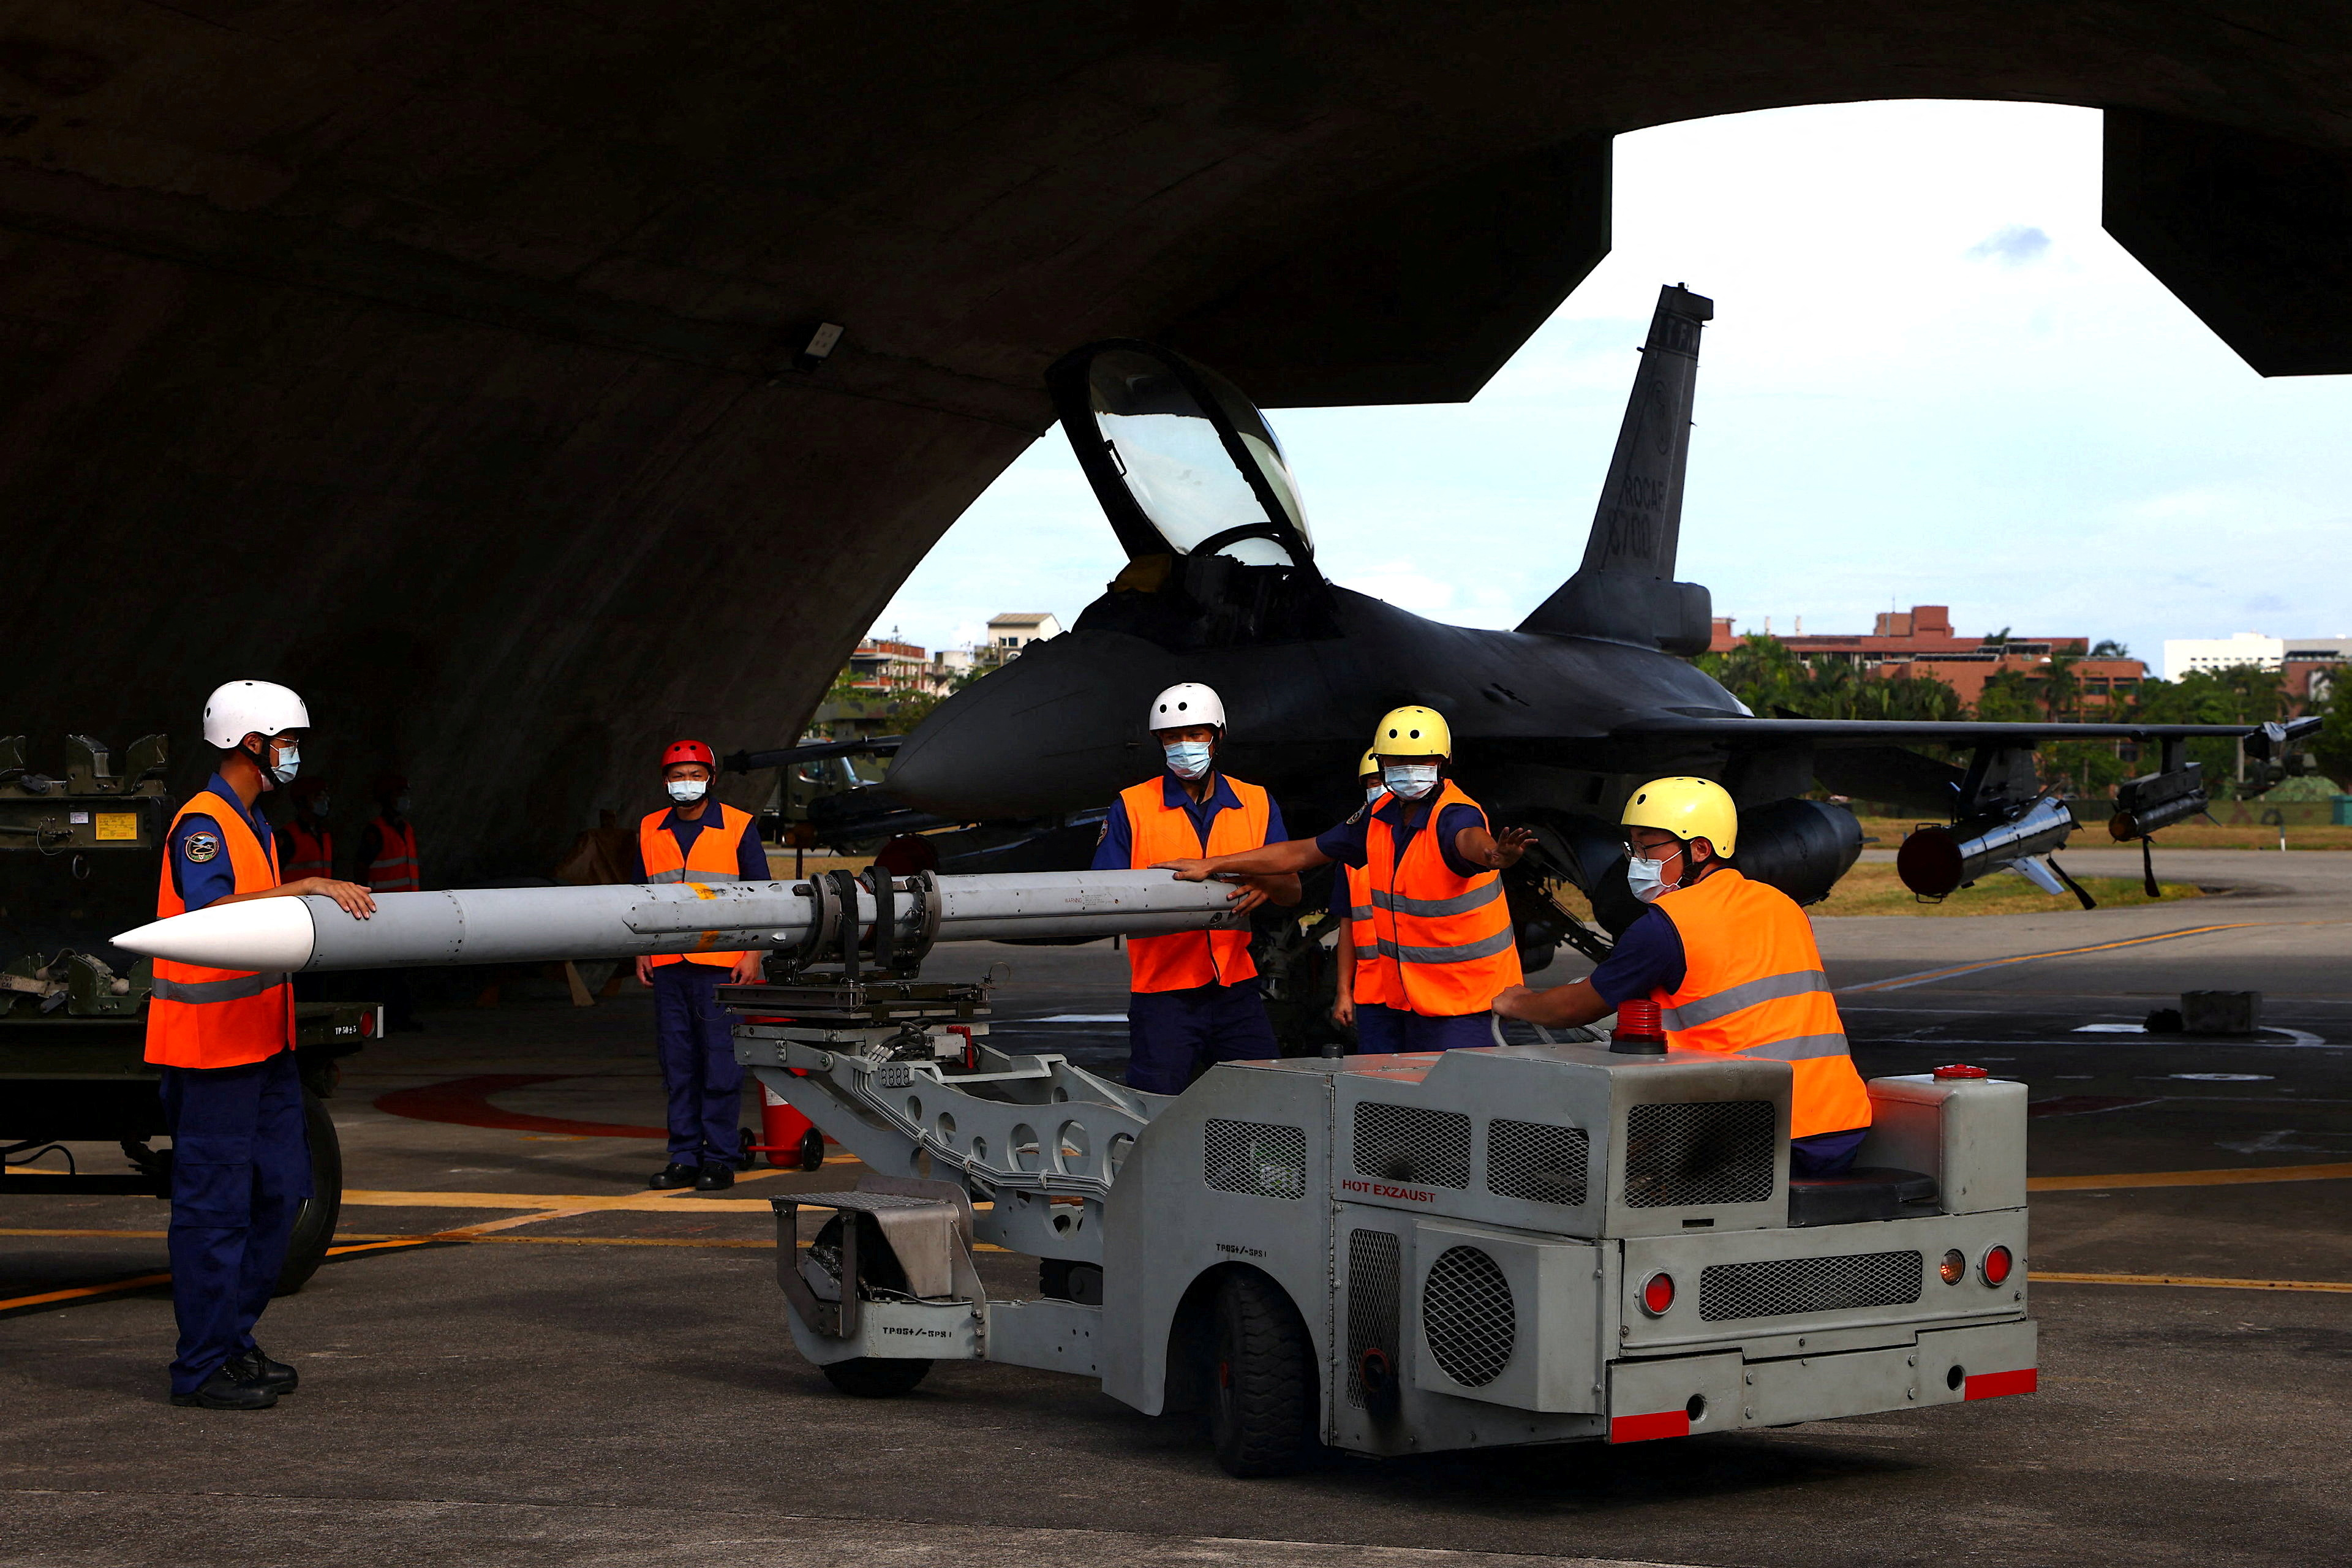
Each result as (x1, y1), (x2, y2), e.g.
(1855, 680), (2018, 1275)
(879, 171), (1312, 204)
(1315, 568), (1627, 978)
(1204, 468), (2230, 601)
(986, 612), (1063, 659)
(1711, 604), (2146, 712)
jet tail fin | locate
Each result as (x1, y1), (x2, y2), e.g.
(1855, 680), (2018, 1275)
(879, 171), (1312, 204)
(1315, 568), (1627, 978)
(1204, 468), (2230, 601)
(1517, 284), (1715, 654)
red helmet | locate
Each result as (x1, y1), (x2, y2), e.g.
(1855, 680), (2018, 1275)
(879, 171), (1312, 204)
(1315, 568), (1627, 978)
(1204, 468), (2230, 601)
(661, 739), (716, 771)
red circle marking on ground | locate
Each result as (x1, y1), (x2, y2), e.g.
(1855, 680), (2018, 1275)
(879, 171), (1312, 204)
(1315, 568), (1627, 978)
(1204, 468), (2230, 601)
(373, 1074), (666, 1139)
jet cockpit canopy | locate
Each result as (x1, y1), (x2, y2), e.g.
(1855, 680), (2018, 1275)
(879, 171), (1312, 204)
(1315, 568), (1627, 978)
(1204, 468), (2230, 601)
(1057, 341), (1315, 569)
(1050, 341), (1330, 649)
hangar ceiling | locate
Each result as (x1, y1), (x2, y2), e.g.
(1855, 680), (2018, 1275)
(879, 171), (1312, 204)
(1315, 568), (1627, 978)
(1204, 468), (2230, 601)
(5, 2), (2348, 876)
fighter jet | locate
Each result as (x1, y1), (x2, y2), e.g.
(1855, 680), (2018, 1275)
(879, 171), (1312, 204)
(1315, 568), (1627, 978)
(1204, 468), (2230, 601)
(763, 285), (2311, 971)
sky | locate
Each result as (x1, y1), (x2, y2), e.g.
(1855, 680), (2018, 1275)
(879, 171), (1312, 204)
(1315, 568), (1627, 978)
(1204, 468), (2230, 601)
(870, 100), (2352, 665)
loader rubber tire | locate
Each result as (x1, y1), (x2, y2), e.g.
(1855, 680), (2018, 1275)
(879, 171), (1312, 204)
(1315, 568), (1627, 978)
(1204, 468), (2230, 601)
(273, 1089), (342, 1297)
(1207, 1270), (1317, 1477)
(821, 1357), (932, 1398)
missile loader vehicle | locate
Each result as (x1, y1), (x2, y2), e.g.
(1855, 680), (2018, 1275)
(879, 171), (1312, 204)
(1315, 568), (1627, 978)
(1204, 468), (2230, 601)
(731, 876), (2037, 1476)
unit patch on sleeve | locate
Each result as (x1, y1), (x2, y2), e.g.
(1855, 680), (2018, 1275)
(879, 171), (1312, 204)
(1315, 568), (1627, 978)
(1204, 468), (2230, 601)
(182, 831), (221, 864)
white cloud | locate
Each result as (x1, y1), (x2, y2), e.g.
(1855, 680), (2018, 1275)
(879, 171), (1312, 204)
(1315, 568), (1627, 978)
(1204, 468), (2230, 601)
(878, 99), (2352, 663)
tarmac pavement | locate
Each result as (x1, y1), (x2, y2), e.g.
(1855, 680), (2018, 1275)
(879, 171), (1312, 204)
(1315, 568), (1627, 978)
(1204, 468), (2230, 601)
(2, 851), (2346, 1567)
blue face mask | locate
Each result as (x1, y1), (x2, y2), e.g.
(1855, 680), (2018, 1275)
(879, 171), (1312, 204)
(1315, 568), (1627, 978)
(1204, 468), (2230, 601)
(1364, 783), (1384, 803)
(1382, 762), (1439, 799)
(1164, 740), (1213, 780)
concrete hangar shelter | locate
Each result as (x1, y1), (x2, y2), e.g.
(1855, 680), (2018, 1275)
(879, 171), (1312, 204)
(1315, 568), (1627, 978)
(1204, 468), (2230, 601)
(7, 4), (2348, 878)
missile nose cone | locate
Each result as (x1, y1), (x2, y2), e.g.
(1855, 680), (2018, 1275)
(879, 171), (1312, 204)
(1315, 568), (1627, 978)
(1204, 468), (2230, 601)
(114, 897), (318, 972)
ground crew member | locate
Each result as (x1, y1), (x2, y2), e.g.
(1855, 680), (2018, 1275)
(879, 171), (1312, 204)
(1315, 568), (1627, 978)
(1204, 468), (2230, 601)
(1328, 750), (1381, 1035)
(151, 680), (375, 1410)
(1161, 706), (1531, 1054)
(279, 777), (335, 1003)
(281, 777), (334, 882)
(1091, 683), (1300, 1092)
(356, 774), (424, 1031)
(631, 739), (766, 1189)
(1492, 777), (1873, 1174)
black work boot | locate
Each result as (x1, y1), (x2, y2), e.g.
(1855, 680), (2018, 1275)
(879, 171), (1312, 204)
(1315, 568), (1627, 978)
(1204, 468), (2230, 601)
(225, 1344), (298, 1394)
(649, 1162), (699, 1189)
(695, 1163), (736, 1192)
(169, 1365), (278, 1410)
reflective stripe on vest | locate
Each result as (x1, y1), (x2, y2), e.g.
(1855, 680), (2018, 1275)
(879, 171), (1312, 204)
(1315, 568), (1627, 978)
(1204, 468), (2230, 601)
(1648, 869), (1873, 1140)
(639, 804), (756, 968)
(282, 820), (333, 883)
(1122, 777), (1269, 993)
(145, 790), (292, 1070)
(1660, 968), (1831, 1031)
(1344, 860), (1378, 1001)
(1357, 779), (1521, 1017)
(366, 817), (420, 892)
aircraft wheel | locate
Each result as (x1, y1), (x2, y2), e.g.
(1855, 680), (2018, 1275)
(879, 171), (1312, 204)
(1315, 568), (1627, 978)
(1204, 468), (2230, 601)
(821, 1357), (932, 1397)
(1207, 1270), (1317, 1477)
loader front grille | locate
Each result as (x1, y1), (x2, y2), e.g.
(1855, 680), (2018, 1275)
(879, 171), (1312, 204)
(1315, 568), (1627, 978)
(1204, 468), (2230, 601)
(1354, 1102), (1471, 1189)
(1201, 1119), (1306, 1200)
(1486, 1118), (1591, 1206)
(1421, 1245), (1515, 1388)
(1698, 1250), (1924, 1321)
(1623, 1100), (1776, 1208)
(1345, 1229), (1402, 1409)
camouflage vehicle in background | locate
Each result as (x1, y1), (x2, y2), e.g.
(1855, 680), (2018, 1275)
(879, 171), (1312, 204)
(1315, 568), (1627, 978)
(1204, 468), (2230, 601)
(1, 734), (376, 1293)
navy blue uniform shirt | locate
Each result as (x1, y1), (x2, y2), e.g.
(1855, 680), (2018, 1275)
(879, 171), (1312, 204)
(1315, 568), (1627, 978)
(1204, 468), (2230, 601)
(627, 805), (769, 883)
(169, 772), (274, 912)
(1314, 790), (1488, 880)
(1091, 773), (1289, 869)
(1586, 906), (1689, 1006)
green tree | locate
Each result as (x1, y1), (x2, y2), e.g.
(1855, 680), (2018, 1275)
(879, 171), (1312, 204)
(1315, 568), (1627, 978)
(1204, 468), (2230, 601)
(1975, 668), (2039, 723)
(2311, 679), (2352, 788)
(1695, 635), (1812, 716)
(2033, 652), (2081, 722)
(2089, 638), (2130, 658)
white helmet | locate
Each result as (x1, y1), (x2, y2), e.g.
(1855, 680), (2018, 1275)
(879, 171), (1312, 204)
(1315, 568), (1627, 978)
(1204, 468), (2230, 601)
(1147, 682), (1226, 733)
(202, 680), (311, 750)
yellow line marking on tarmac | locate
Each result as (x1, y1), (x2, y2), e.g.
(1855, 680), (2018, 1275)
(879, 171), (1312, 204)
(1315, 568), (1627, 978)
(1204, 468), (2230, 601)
(0, 1238), (442, 1314)
(2032, 1272), (2352, 1293)
(1841, 923), (2266, 993)
(2029, 1161), (2352, 1191)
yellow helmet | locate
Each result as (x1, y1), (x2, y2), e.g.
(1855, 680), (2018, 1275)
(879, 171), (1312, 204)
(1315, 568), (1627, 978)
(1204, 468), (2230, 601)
(1622, 776), (1739, 855)
(1371, 705), (1451, 759)
(1357, 748), (1380, 780)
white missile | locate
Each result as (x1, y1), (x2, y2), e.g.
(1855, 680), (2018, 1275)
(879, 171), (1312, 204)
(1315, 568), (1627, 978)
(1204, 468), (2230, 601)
(113, 870), (1245, 973)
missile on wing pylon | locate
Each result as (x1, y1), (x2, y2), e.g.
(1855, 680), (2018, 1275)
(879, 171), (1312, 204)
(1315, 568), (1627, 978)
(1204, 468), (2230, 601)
(113, 870), (1243, 974)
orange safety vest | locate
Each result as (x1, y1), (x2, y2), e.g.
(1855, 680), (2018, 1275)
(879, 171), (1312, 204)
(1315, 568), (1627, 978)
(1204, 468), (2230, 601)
(1646, 867), (1872, 1140)
(145, 791), (294, 1069)
(1121, 775), (1270, 992)
(1357, 780), (1521, 1016)
(640, 803), (756, 968)
(365, 816), (420, 892)
(282, 818), (333, 883)
(1342, 857), (1378, 1001)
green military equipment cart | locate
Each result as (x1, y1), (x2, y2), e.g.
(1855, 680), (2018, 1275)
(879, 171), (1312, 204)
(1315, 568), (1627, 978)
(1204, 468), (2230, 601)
(1, 734), (374, 1294)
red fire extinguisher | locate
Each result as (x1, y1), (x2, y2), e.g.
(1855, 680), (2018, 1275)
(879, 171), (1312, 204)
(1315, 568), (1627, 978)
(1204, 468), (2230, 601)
(752, 1076), (826, 1172)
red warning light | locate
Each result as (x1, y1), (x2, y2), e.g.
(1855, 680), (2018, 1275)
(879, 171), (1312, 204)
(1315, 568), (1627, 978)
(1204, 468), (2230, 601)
(1981, 1245), (2015, 1286)
(1640, 1272), (1676, 1316)
(1933, 1063), (1991, 1080)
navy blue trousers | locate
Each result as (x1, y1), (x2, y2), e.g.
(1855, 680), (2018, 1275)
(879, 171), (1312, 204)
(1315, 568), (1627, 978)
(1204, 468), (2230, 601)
(1353, 1003), (1494, 1054)
(1125, 976), (1278, 1095)
(159, 1049), (311, 1395)
(1790, 1127), (1868, 1177)
(652, 963), (744, 1164)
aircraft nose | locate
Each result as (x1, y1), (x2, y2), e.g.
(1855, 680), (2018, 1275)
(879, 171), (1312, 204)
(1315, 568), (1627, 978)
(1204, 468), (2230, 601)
(885, 633), (1168, 818)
